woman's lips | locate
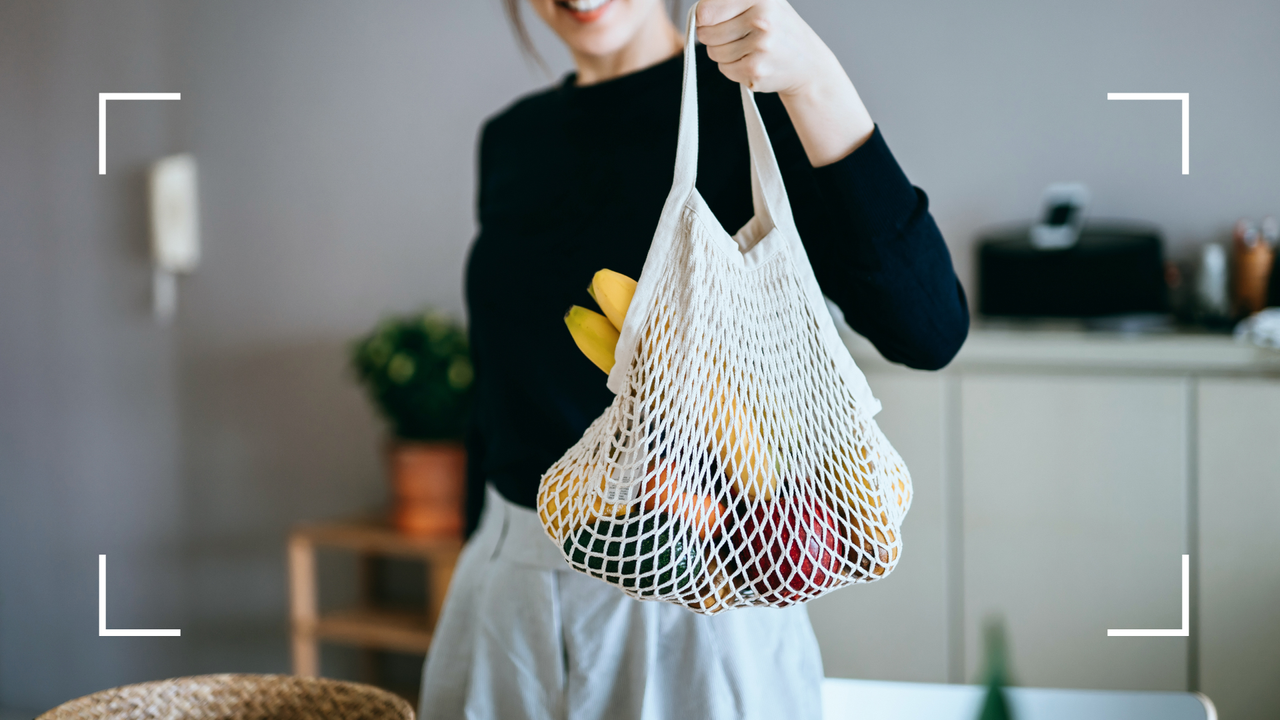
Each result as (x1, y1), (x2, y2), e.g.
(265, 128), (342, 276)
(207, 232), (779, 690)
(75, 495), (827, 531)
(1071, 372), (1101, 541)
(556, 0), (613, 23)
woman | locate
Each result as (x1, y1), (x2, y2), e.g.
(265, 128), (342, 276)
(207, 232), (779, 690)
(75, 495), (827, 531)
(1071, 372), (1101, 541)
(420, 0), (968, 717)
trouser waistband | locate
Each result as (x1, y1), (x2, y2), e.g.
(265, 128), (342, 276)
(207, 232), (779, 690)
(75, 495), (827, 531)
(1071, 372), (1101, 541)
(477, 483), (567, 571)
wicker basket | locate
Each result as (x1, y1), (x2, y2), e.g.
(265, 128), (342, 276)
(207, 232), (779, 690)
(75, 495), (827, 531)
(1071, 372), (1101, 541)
(36, 674), (414, 720)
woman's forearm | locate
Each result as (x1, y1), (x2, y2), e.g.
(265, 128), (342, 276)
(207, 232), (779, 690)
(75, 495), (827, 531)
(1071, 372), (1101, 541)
(777, 51), (875, 167)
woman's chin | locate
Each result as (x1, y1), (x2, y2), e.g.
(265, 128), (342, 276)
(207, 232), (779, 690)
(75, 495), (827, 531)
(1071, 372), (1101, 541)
(555, 26), (637, 59)
(567, 34), (635, 61)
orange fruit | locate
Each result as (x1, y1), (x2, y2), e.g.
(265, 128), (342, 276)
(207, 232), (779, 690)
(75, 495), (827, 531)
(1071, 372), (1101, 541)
(641, 461), (725, 540)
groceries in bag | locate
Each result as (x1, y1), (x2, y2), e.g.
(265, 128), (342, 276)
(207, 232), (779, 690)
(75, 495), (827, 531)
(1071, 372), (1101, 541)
(541, 265), (911, 613)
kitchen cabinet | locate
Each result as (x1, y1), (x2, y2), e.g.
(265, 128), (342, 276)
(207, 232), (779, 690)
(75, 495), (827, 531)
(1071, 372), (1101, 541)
(961, 374), (1187, 691)
(806, 326), (1280, 716)
(1198, 379), (1280, 720)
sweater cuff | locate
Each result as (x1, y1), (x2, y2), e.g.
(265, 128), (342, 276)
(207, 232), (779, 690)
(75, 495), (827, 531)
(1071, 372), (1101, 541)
(810, 125), (920, 240)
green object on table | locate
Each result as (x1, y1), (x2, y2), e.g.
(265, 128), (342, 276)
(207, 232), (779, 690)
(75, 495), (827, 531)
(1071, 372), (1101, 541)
(565, 511), (701, 597)
(976, 619), (1015, 720)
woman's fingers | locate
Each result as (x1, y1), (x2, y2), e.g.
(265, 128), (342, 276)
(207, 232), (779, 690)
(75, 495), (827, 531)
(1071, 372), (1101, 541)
(715, 51), (772, 89)
(696, 1), (793, 92)
(696, 19), (750, 50)
(703, 30), (758, 66)
(695, 0), (804, 94)
(696, 0), (877, 166)
(694, 0), (754, 29)
(698, 3), (774, 88)
(695, 4), (756, 47)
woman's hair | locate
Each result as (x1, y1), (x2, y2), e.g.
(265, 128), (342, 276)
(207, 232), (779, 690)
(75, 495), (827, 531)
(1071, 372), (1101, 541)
(503, 0), (684, 64)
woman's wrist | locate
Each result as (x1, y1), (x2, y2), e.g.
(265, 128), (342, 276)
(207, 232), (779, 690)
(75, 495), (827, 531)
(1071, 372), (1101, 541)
(777, 52), (875, 167)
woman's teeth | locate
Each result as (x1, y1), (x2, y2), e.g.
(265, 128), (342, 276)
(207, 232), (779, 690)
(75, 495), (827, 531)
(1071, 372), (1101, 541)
(560, 0), (610, 13)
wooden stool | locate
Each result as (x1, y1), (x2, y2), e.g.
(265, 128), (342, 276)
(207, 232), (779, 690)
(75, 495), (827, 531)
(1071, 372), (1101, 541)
(287, 521), (462, 681)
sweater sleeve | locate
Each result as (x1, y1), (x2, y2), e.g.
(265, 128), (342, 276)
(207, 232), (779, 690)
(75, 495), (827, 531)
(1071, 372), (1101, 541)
(463, 120), (493, 540)
(463, 413), (487, 539)
(785, 125), (969, 370)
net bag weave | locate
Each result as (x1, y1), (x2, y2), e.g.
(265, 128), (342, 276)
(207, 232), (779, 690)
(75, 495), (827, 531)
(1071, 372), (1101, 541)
(537, 5), (912, 614)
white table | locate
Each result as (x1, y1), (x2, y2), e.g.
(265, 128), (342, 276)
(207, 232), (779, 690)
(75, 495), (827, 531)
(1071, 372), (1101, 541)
(822, 678), (1216, 720)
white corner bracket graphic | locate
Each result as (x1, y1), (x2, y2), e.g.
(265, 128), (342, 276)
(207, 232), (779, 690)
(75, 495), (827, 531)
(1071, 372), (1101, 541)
(1106, 93), (1190, 175)
(1107, 554), (1190, 637)
(99, 554), (181, 637)
(98, 93), (181, 175)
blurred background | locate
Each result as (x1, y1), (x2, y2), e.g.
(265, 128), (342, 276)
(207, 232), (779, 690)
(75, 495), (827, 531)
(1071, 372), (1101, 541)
(1, 0), (1277, 717)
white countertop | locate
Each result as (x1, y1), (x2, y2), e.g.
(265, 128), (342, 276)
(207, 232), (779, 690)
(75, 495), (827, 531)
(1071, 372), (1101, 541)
(821, 678), (1215, 720)
(840, 323), (1280, 375)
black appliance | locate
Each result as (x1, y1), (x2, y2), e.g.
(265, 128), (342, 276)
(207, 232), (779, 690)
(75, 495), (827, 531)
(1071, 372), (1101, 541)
(977, 221), (1168, 318)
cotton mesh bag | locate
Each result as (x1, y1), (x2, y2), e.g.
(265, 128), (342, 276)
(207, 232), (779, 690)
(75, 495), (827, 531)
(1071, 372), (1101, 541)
(537, 6), (912, 614)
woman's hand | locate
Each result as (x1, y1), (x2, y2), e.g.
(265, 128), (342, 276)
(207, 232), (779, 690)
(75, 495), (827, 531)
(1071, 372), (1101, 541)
(695, 0), (874, 167)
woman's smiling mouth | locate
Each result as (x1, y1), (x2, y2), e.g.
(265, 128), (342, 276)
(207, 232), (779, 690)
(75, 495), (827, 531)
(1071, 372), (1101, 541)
(556, 0), (614, 23)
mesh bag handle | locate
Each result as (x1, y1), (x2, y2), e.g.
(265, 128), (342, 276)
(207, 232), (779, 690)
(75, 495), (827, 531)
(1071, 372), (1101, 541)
(610, 4), (879, 418)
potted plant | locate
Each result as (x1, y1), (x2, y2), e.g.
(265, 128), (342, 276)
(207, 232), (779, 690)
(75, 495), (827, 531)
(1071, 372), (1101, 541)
(351, 310), (474, 537)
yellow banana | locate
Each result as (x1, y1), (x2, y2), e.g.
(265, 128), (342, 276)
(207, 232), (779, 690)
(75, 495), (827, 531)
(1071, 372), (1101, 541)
(588, 269), (636, 332)
(820, 447), (899, 575)
(565, 305), (619, 374)
(538, 462), (628, 542)
(705, 377), (778, 501)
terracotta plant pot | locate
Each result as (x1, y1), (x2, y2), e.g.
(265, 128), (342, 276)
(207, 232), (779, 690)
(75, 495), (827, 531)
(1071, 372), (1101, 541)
(387, 441), (465, 537)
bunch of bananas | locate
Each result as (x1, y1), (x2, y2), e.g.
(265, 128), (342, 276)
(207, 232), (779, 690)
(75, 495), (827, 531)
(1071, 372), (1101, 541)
(564, 268), (777, 502)
(565, 269), (637, 373)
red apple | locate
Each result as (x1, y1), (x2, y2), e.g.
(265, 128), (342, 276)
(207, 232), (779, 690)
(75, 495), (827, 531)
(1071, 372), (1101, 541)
(732, 497), (846, 602)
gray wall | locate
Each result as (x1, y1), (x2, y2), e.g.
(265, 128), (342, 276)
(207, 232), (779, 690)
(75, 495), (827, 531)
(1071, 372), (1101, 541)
(0, 0), (189, 708)
(2, 0), (1277, 711)
(806, 0), (1280, 286)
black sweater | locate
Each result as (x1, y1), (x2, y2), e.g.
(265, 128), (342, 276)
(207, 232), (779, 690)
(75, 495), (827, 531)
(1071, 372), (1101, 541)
(463, 46), (969, 535)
